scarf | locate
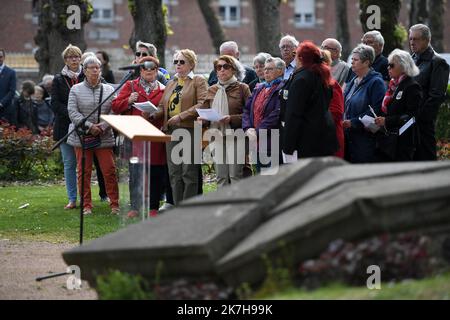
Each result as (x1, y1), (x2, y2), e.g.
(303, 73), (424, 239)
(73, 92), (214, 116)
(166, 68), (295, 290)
(139, 77), (157, 94)
(382, 74), (406, 114)
(61, 65), (81, 80)
(263, 77), (283, 88)
(211, 76), (237, 134)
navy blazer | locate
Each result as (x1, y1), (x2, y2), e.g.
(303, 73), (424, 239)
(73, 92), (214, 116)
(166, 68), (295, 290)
(0, 65), (17, 122)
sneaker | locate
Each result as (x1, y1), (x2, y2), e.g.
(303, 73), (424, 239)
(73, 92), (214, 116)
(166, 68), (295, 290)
(64, 202), (77, 210)
(148, 209), (158, 218)
(127, 210), (139, 218)
(111, 207), (120, 215)
(83, 208), (92, 215)
(159, 202), (174, 212)
(100, 196), (110, 203)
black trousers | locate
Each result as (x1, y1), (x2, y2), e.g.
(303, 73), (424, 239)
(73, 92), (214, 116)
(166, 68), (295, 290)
(129, 163), (169, 211)
(414, 122), (437, 161)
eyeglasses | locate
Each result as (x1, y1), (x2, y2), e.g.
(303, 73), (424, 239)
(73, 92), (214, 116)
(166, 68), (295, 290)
(264, 67), (275, 72)
(279, 45), (294, 50)
(86, 66), (101, 70)
(135, 52), (149, 57)
(66, 55), (81, 60)
(322, 46), (338, 52)
(388, 63), (395, 69)
(173, 60), (186, 65)
(215, 63), (232, 71)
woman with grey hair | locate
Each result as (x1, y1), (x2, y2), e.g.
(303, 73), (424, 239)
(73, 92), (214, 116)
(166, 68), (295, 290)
(243, 56), (285, 172)
(343, 44), (386, 163)
(199, 55), (251, 187)
(373, 49), (422, 161)
(67, 55), (119, 215)
(249, 52), (271, 92)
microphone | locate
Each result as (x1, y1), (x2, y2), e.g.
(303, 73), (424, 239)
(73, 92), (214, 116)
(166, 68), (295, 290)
(119, 61), (156, 70)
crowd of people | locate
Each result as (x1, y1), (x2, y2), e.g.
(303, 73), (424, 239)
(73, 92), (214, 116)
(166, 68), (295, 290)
(0, 23), (449, 218)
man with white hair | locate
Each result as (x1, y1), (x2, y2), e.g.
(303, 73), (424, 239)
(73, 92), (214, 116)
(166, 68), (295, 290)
(207, 41), (257, 86)
(409, 24), (450, 161)
(361, 31), (390, 82)
(132, 40), (170, 84)
(279, 35), (299, 80)
(321, 38), (350, 86)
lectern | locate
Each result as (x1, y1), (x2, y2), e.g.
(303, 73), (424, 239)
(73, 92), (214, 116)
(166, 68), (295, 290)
(101, 115), (171, 221)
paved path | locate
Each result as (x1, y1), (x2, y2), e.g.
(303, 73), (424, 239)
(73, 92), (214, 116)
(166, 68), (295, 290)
(0, 240), (97, 300)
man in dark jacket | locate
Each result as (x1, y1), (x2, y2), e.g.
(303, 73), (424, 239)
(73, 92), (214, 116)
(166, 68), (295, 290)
(0, 49), (17, 124)
(207, 41), (257, 87)
(409, 24), (450, 161)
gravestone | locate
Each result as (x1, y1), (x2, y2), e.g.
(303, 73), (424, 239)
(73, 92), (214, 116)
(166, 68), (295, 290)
(63, 158), (450, 287)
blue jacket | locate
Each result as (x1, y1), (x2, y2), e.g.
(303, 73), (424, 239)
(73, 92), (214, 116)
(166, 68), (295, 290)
(344, 69), (386, 163)
(0, 65), (17, 122)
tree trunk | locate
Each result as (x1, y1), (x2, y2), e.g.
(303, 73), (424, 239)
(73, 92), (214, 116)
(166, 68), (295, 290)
(428, 0), (445, 52)
(252, 0), (281, 57)
(197, 0), (226, 54)
(335, 0), (351, 61)
(34, 0), (91, 78)
(359, 0), (404, 54)
(409, 0), (428, 25)
(129, 0), (167, 67)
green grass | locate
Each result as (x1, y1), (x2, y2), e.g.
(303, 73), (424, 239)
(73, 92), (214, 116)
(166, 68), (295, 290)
(265, 273), (450, 300)
(0, 181), (218, 243)
(0, 184), (123, 243)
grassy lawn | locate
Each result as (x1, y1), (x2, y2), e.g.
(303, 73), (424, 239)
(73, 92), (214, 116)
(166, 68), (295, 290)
(265, 273), (450, 300)
(0, 182), (217, 243)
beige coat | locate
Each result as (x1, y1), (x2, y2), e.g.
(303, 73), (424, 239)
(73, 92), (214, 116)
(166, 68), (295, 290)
(158, 74), (208, 129)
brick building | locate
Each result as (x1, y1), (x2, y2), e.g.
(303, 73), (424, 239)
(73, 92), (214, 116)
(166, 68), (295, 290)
(1, 0), (450, 74)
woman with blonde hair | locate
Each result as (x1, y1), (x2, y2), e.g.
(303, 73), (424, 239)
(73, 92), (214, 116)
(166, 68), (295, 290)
(199, 55), (251, 187)
(157, 49), (208, 205)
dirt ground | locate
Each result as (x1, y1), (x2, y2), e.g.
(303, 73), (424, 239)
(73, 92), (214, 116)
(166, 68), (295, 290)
(0, 239), (97, 300)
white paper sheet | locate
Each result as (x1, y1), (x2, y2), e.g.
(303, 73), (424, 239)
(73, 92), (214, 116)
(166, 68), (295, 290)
(359, 115), (380, 133)
(196, 108), (223, 122)
(399, 117), (415, 136)
(133, 101), (158, 114)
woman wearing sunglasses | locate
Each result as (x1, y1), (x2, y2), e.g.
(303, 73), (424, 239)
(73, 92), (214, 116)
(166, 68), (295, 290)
(374, 49), (422, 161)
(131, 41), (170, 85)
(199, 55), (251, 187)
(157, 49), (208, 205)
(112, 56), (172, 217)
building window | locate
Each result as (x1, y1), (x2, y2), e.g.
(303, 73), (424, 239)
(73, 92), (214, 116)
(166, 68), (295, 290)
(91, 0), (114, 25)
(294, 0), (315, 28)
(218, 0), (240, 27)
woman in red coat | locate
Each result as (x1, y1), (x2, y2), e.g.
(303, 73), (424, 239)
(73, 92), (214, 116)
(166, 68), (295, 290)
(322, 50), (345, 159)
(112, 56), (170, 218)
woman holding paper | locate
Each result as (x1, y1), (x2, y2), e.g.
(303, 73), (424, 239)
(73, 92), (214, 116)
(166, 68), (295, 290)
(199, 55), (251, 187)
(112, 55), (171, 217)
(374, 49), (422, 161)
(343, 44), (386, 163)
(158, 49), (208, 205)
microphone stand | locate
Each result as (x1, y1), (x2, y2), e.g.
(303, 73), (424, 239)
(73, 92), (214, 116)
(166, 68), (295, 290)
(51, 70), (135, 246)
(35, 70), (135, 284)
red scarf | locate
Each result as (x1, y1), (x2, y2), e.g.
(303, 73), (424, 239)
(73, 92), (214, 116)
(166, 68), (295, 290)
(382, 75), (406, 114)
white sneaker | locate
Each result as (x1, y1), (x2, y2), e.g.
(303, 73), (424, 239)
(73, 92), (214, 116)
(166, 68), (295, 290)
(159, 202), (174, 212)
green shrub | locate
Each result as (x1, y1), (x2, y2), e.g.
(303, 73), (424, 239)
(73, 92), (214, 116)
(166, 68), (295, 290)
(0, 122), (63, 181)
(436, 100), (450, 142)
(96, 270), (154, 300)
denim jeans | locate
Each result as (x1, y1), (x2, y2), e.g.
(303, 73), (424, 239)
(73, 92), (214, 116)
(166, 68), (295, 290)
(60, 142), (77, 203)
